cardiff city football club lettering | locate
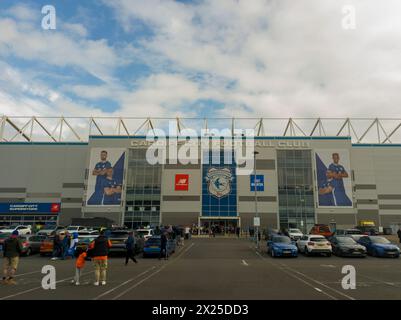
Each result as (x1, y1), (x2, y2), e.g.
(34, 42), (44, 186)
(205, 168), (233, 198)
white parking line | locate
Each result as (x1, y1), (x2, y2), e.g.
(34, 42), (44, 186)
(279, 263), (356, 300)
(92, 266), (156, 300)
(242, 260), (249, 266)
(254, 251), (338, 300)
(110, 242), (195, 300)
(0, 271), (94, 300)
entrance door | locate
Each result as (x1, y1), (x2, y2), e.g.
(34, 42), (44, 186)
(200, 219), (238, 236)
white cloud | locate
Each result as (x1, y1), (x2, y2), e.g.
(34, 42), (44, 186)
(105, 0), (401, 118)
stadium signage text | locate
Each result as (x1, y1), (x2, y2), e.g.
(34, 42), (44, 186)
(130, 140), (310, 148)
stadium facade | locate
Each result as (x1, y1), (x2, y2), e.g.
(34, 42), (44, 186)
(1, 117), (401, 233)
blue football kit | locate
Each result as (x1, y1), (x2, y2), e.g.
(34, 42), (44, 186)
(101, 178), (121, 205)
(318, 180), (335, 206)
(94, 161), (112, 192)
(328, 163), (352, 206)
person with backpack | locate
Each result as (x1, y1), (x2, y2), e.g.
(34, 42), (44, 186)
(87, 229), (112, 286)
(2, 231), (23, 285)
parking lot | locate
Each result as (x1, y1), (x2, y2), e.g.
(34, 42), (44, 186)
(1, 237), (401, 300)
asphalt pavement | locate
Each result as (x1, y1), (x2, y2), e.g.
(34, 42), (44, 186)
(1, 238), (401, 300)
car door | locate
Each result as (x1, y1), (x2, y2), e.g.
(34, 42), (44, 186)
(297, 236), (308, 251)
(29, 236), (41, 252)
(330, 237), (339, 254)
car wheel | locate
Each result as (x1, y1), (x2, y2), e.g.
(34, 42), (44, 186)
(271, 249), (275, 258)
(25, 248), (32, 257)
(304, 247), (309, 256)
(326, 253), (332, 257)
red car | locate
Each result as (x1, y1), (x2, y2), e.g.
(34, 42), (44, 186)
(309, 224), (334, 238)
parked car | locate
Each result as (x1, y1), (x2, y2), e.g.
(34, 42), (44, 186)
(309, 224), (333, 238)
(136, 228), (154, 241)
(267, 235), (298, 258)
(75, 236), (98, 255)
(66, 226), (88, 233)
(287, 228), (303, 241)
(19, 234), (47, 256)
(348, 234), (365, 242)
(143, 236), (175, 258)
(335, 229), (362, 236)
(108, 230), (144, 255)
(37, 226), (66, 236)
(0, 232), (11, 252)
(357, 236), (400, 258)
(77, 230), (99, 239)
(329, 235), (366, 257)
(0, 225), (32, 235)
(40, 236), (55, 256)
(297, 234), (332, 256)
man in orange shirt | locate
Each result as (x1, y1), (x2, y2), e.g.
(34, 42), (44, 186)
(88, 229), (112, 286)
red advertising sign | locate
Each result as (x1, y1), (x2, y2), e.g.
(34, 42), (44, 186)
(51, 203), (61, 213)
(175, 174), (189, 191)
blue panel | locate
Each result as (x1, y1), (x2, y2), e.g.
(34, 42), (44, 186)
(201, 150), (237, 217)
(0, 203), (60, 214)
(250, 175), (264, 191)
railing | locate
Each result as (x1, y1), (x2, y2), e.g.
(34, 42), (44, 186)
(1, 116), (401, 144)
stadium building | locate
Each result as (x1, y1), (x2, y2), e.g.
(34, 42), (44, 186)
(1, 116), (401, 234)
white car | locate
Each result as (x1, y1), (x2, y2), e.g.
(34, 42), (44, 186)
(296, 234), (332, 257)
(37, 226), (66, 236)
(66, 226), (88, 233)
(0, 225), (32, 235)
(136, 228), (154, 241)
(287, 228), (304, 241)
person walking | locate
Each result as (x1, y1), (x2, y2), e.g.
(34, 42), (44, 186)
(125, 231), (138, 265)
(71, 248), (87, 286)
(159, 232), (168, 260)
(2, 231), (22, 285)
(397, 228), (401, 244)
(61, 232), (71, 260)
(88, 229), (112, 286)
(51, 233), (62, 260)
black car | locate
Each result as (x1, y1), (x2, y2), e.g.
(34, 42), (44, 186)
(108, 230), (144, 255)
(329, 236), (367, 257)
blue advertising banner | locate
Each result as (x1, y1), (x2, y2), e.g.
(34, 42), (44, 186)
(202, 150), (237, 217)
(0, 203), (60, 214)
(86, 148), (126, 206)
(250, 175), (264, 192)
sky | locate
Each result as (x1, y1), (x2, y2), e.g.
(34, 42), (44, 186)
(1, 0), (401, 120)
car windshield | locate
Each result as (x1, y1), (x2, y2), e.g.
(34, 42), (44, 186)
(337, 237), (357, 244)
(289, 229), (302, 233)
(370, 237), (390, 244)
(310, 237), (326, 242)
(109, 232), (128, 238)
(137, 230), (150, 236)
(346, 230), (362, 235)
(146, 238), (161, 245)
(273, 236), (291, 244)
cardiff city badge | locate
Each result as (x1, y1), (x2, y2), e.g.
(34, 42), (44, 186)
(205, 167), (233, 198)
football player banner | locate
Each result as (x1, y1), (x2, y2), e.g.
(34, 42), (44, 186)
(86, 148), (126, 206)
(315, 149), (353, 207)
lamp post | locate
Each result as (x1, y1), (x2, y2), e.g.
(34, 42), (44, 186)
(253, 151), (259, 249)
(295, 186), (305, 233)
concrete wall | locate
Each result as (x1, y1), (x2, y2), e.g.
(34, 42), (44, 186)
(0, 143), (87, 225)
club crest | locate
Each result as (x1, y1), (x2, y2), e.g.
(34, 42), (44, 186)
(205, 167), (233, 198)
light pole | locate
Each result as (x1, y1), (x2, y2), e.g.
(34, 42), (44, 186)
(295, 186), (305, 233)
(253, 151), (259, 249)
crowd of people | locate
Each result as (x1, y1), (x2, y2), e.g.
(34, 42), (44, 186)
(1, 225), (190, 286)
